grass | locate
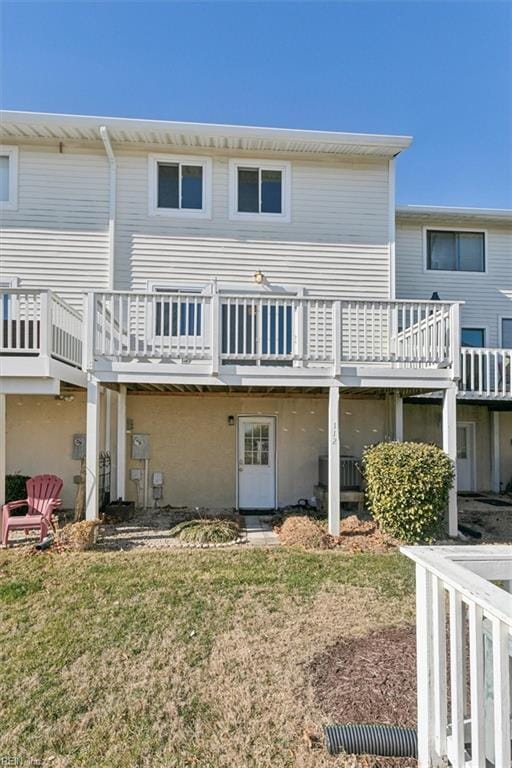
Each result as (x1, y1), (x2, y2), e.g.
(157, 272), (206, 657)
(169, 517), (240, 544)
(0, 547), (416, 768)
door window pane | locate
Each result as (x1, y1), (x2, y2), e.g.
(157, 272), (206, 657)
(427, 231), (456, 270)
(458, 233), (485, 271)
(0, 156), (9, 201)
(243, 422), (270, 465)
(238, 168), (259, 212)
(158, 163), (179, 208)
(502, 319), (512, 348)
(261, 170), (282, 213)
(461, 328), (485, 348)
(181, 165), (203, 209)
(457, 426), (468, 459)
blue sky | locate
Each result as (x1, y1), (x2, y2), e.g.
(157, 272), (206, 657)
(2, 1), (511, 207)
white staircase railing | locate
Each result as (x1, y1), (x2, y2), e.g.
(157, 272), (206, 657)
(402, 546), (512, 768)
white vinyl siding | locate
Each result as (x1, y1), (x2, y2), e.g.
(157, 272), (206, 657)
(114, 151), (391, 299)
(0, 145), (110, 310)
(0, 142), (392, 307)
(396, 217), (512, 348)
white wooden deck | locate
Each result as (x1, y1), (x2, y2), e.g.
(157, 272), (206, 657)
(0, 289), (86, 391)
(402, 545), (512, 768)
(84, 289), (461, 388)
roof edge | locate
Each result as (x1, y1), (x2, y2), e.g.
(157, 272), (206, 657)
(0, 110), (413, 151)
(396, 205), (512, 221)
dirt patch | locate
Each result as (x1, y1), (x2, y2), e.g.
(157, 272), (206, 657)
(309, 625), (417, 728)
(276, 514), (398, 553)
(277, 515), (331, 549)
(336, 515), (398, 553)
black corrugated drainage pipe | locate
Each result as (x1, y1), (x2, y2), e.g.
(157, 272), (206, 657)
(324, 724), (417, 758)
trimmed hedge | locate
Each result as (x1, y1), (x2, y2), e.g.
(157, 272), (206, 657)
(5, 474), (30, 516)
(362, 442), (454, 543)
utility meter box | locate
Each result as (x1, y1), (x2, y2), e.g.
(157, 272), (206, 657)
(152, 472), (164, 487)
(72, 434), (86, 460)
(131, 434), (151, 460)
(130, 468), (143, 481)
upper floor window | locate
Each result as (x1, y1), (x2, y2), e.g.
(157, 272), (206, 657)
(148, 154), (212, 218)
(228, 159), (291, 222)
(0, 146), (18, 210)
(426, 230), (485, 272)
(501, 318), (512, 349)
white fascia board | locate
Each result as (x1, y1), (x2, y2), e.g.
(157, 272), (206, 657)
(396, 205), (512, 223)
(0, 110), (413, 154)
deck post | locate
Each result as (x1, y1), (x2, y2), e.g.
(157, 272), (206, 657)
(116, 384), (127, 500)
(393, 391), (404, 441)
(328, 385), (340, 536)
(491, 411), (500, 493)
(85, 377), (100, 521)
(442, 384), (458, 537)
(0, 394), (6, 507)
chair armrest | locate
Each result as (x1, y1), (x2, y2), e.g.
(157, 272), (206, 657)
(2, 499), (28, 515)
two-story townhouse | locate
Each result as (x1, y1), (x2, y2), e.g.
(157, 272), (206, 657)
(396, 206), (512, 495)
(0, 112), (476, 538)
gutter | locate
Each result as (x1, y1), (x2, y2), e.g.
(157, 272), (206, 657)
(100, 126), (116, 290)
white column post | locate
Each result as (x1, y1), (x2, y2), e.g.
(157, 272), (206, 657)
(328, 385), (340, 536)
(85, 378), (100, 521)
(442, 385), (458, 537)
(491, 410), (500, 493)
(116, 384), (127, 500)
(393, 391), (404, 441)
(416, 564), (439, 767)
(0, 394), (6, 507)
(210, 280), (219, 376)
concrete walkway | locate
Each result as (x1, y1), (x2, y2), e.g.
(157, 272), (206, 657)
(243, 515), (280, 547)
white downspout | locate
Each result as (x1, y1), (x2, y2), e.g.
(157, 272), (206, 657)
(100, 126), (116, 291)
(388, 156), (396, 300)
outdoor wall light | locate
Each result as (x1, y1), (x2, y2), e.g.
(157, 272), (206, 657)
(228, 415), (235, 426)
(253, 270), (264, 284)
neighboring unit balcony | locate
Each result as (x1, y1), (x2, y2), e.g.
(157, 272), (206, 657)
(85, 290), (461, 384)
(0, 289), (85, 388)
(459, 347), (512, 400)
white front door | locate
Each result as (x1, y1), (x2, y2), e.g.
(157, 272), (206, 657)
(457, 422), (476, 492)
(238, 416), (276, 510)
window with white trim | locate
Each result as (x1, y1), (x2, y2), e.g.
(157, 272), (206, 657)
(426, 230), (485, 272)
(0, 146), (18, 210)
(148, 154), (212, 218)
(152, 286), (205, 337)
(501, 318), (512, 349)
(229, 160), (290, 221)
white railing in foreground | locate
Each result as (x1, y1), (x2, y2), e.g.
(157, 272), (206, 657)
(460, 347), (512, 398)
(89, 291), (459, 372)
(402, 546), (512, 768)
(0, 289), (83, 367)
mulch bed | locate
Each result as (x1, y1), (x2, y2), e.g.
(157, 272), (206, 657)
(309, 626), (418, 767)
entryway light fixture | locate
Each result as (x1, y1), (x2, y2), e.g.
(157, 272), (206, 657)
(228, 415), (235, 426)
(254, 271), (264, 284)
(430, 291), (441, 301)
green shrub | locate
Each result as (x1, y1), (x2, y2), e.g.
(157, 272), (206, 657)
(362, 442), (454, 543)
(5, 474), (30, 515)
(6, 473), (30, 503)
(170, 518), (240, 544)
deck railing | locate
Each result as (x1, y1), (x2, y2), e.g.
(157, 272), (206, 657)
(87, 290), (460, 373)
(0, 289), (83, 368)
(402, 546), (512, 768)
(460, 347), (512, 398)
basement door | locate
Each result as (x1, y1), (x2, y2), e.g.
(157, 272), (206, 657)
(457, 422), (476, 492)
(237, 416), (276, 510)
